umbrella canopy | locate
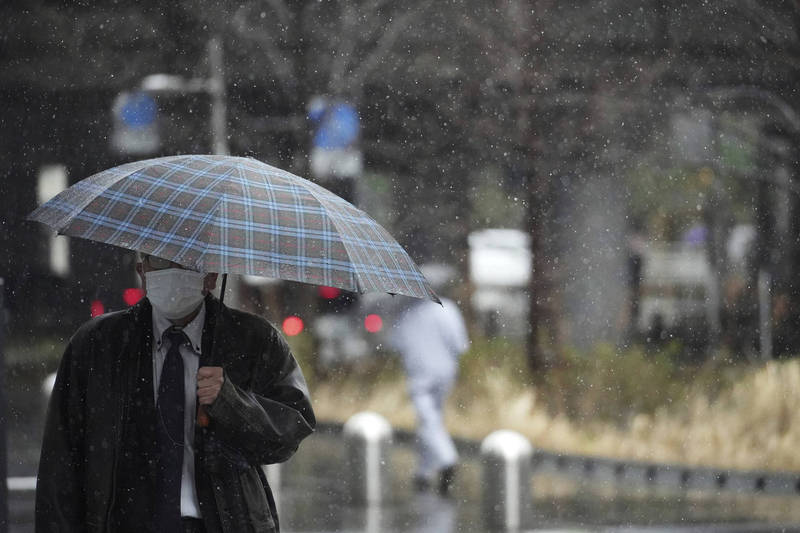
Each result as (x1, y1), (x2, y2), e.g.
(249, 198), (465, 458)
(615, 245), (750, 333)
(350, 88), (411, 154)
(29, 154), (438, 302)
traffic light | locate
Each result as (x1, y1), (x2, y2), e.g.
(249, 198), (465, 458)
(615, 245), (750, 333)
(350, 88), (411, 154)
(90, 300), (105, 317)
(316, 285), (357, 314)
(123, 288), (145, 306)
(314, 177), (359, 315)
(282, 315), (304, 336)
(364, 314), (383, 333)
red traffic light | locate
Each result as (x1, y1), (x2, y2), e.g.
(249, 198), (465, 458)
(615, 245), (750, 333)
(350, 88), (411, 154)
(282, 316), (304, 336)
(364, 314), (383, 333)
(90, 300), (105, 318)
(123, 288), (145, 306)
(318, 286), (341, 299)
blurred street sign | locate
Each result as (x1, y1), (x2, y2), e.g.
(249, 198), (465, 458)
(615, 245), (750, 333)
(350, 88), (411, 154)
(308, 97), (362, 179)
(111, 91), (159, 155)
(37, 165), (70, 277)
(468, 228), (532, 287)
(468, 229), (532, 338)
(310, 101), (359, 149)
(310, 148), (363, 178)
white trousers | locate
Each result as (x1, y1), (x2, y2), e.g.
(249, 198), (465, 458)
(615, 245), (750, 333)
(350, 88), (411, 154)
(409, 375), (458, 479)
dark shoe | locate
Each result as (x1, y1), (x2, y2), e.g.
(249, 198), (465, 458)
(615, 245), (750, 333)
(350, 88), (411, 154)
(438, 465), (456, 495)
(413, 475), (431, 492)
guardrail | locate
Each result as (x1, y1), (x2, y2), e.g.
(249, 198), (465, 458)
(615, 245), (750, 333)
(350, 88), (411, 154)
(318, 414), (800, 531)
(315, 417), (800, 498)
(528, 450), (800, 496)
(9, 412), (800, 530)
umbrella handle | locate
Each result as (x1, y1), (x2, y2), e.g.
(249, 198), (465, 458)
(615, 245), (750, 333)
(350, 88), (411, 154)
(197, 405), (210, 427)
(198, 273), (226, 429)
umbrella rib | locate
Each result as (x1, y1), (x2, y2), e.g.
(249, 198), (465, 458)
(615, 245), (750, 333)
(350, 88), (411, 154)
(231, 161), (255, 275)
(28, 157), (161, 232)
(182, 157), (240, 273)
(107, 156), (202, 256)
(301, 184), (367, 293)
(165, 162), (237, 268)
(300, 181), (411, 295)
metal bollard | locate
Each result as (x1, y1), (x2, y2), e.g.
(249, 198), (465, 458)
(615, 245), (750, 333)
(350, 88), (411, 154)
(480, 430), (533, 531)
(343, 411), (392, 505)
(0, 277), (7, 533)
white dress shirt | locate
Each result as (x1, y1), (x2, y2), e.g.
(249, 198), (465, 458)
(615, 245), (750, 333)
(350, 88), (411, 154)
(151, 301), (204, 519)
(389, 297), (469, 387)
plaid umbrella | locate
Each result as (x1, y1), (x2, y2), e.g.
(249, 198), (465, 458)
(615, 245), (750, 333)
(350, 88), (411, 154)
(29, 154), (438, 302)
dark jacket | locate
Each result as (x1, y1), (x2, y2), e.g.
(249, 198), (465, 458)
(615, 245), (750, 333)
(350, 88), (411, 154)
(35, 295), (316, 533)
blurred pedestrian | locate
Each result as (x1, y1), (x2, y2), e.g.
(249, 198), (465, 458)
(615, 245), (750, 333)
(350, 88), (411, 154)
(390, 265), (469, 495)
(36, 253), (315, 533)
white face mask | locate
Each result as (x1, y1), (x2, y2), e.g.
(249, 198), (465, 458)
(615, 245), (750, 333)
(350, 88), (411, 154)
(145, 268), (206, 320)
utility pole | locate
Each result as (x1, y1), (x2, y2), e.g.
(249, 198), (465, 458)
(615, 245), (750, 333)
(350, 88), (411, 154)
(708, 87), (800, 358)
(0, 278), (7, 533)
(138, 37), (238, 308)
(502, 1), (553, 373)
(703, 165), (723, 351)
(206, 35), (239, 309)
(139, 37), (237, 307)
(208, 36), (229, 157)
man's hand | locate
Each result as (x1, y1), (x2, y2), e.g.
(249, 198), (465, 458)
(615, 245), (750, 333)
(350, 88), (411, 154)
(197, 366), (224, 405)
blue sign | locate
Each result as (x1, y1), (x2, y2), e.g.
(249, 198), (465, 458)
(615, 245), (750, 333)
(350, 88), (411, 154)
(119, 91), (157, 129)
(111, 91), (160, 155)
(311, 102), (359, 150)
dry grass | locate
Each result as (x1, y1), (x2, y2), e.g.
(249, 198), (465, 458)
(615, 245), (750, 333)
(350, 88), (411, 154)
(602, 359), (800, 471)
(14, 327), (798, 472)
(306, 337), (800, 473)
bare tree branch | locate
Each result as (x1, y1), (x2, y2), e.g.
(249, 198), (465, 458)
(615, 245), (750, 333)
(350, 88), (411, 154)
(328, 1), (361, 96)
(347, 2), (432, 96)
(265, 0), (293, 27)
(231, 4), (297, 88)
(457, 15), (516, 65)
(708, 86), (800, 133)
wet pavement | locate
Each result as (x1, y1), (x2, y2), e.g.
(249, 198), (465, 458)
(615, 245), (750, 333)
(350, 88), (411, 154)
(7, 369), (800, 532)
(275, 434), (800, 532)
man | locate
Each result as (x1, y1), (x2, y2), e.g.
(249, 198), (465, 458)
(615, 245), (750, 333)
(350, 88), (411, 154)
(36, 253), (316, 533)
(389, 265), (469, 495)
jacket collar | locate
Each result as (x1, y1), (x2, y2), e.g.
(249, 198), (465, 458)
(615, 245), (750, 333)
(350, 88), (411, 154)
(129, 295), (153, 323)
(200, 293), (226, 367)
(130, 293), (227, 365)
(151, 300), (205, 354)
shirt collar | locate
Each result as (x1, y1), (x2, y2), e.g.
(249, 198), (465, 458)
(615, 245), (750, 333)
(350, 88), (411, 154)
(151, 300), (205, 354)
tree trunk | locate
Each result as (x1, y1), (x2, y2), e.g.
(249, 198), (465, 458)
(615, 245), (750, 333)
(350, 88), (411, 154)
(526, 159), (554, 373)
